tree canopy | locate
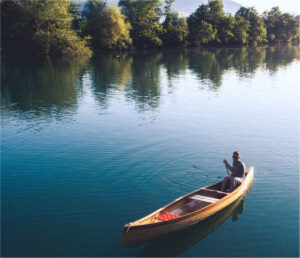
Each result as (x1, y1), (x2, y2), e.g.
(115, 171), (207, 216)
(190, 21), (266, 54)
(118, 0), (163, 49)
(263, 7), (299, 44)
(82, 0), (132, 50)
(162, 0), (188, 47)
(1, 0), (299, 58)
(236, 7), (267, 45)
(1, 0), (91, 57)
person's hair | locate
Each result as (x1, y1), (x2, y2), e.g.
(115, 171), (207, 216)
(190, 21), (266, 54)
(233, 151), (240, 158)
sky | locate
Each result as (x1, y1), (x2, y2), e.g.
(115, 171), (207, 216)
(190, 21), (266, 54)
(235, 0), (300, 14)
(78, 0), (300, 15)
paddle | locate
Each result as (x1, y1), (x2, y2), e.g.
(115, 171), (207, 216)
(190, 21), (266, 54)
(225, 163), (230, 175)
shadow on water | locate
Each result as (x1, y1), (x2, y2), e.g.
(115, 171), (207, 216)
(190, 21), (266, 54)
(139, 197), (245, 257)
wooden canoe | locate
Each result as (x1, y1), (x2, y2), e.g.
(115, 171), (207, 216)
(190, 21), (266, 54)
(122, 166), (254, 248)
(139, 196), (245, 256)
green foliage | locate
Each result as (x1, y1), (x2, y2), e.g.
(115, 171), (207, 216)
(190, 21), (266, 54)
(83, 1), (132, 50)
(119, 0), (163, 49)
(188, 0), (227, 45)
(1, 0), (91, 57)
(216, 16), (235, 44)
(164, 0), (175, 16)
(1, 0), (38, 54)
(98, 7), (132, 49)
(236, 7), (267, 45)
(69, 2), (86, 35)
(1, 0), (299, 56)
(82, 0), (106, 49)
(263, 7), (299, 44)
(232, 15), (250, 44)
(162, 11), (188, 47)
(188, 20), (217, 46)
(31, 1), (92, 57)
(207, 0), (225, 25)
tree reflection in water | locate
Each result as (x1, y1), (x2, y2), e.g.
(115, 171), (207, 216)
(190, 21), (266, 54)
(1, 57), (89, 120)
(139, 197), (245, 257)
(127, 51), (162, 110)
(2, 46), (299, 116)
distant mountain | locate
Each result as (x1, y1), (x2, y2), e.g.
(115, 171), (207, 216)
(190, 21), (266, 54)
(75, 0), (243, 16)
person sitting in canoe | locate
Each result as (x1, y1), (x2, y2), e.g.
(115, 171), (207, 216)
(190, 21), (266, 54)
(221, 151), (246, 192)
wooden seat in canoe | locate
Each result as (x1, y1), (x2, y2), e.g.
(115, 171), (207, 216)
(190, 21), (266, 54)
(189, 194), (219, 203)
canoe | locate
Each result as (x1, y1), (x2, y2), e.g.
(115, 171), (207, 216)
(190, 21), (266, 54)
(122, 166), (254, 248)
(139, 197), (245, 256)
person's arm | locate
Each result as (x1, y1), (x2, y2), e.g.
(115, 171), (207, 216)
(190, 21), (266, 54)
(223, 160), (241, 174)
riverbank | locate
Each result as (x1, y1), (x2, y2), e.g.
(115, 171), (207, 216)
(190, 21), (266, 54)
(2, 0), (299, 58)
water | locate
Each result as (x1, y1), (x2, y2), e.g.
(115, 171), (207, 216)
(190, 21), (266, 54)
(1, 46), (299, 257)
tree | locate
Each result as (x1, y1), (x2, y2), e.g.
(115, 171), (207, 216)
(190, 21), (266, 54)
(161, 0), (188, 47)
(83, 1), (132, 50)
(188, 1), (225, 46)
(232, 15), (250, 44)
(1, 0), (92, 57)
(32, 0), (92, 57)
(263, 7), (299, 44)
(163, 0), (175, 16)
(119, 0), (163, 49)
(207, 0), (225, 25)
(188, 20), (217, 46)
(216, 16), (235, 44)
(1, 0), (38, 55)
(236, 7), (267, 45)
(69, 1), (86, 35)
(97, 7), (132, 49)
(82, 0), (106, 49)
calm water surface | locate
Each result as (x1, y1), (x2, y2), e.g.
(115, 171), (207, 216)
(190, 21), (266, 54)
(1, 46), (299, 257)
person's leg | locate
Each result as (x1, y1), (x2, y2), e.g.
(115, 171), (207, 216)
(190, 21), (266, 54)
(230, 177), (236, 192)
(230, 177), (243, 192)
(221, 176), (230, 192)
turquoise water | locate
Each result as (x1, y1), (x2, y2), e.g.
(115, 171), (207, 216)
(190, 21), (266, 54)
(1, 46), (299, 257)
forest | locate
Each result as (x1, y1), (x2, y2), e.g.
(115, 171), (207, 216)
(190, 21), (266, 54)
(1, 0), (299, 57)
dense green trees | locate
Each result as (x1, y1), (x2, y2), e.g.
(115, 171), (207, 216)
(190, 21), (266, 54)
(1, 0), (91, 57)
(161, 12), (188, 47)
(232, 15), (250, 44)
(188, 5), (215, 46)
(236, 7), (267, 45)
(118, 0), (163, 48)
(162, 4), (188, 48)
(82, 0), (131, 50)
(188, 1), (267, 46)
(1, 0), (299, 58)
(263, 7), (299, 44)
(31, 1), (92, 57)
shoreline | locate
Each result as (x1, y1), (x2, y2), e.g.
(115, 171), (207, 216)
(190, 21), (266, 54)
(2, 42), (299, 60)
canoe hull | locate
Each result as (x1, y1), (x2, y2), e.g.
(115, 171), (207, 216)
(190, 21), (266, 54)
(122, 167), (254, 247)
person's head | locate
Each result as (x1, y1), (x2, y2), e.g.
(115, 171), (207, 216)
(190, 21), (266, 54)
(232, 151), (240, 161)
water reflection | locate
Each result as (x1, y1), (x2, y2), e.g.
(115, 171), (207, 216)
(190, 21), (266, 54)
(161, 50), (189, 79)
(89, 52), (163, 110)
(2, 46), (299, 116)
(1, 58), (89, 120)
(127, 52), (162, 110)
(139, 197), (245, 257)
(264, 46), (300, 72)
(89, 54), (133, 108)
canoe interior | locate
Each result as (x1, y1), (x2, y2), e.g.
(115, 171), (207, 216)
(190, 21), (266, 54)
(130, 171), (249, 226)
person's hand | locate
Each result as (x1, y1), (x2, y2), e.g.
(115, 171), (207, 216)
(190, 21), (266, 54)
(223, 159), (228, 165)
